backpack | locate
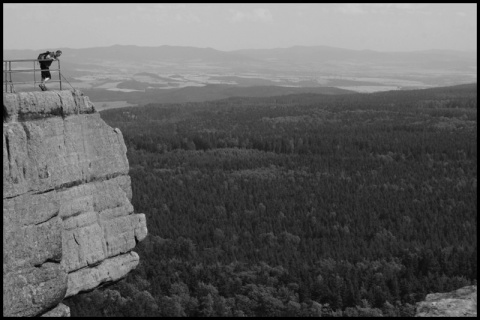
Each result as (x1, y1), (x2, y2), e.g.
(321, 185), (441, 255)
(38, 51), (53, 66)
(38, 51), (50, 60)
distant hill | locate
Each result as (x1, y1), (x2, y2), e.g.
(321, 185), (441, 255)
(3, 45), (476, 96)
(232, 45), (477, 70)
(82, 84), (355, 106)
(3, 45), (259, 65)
(4, 45), (476, 71)
(210, 83), (477, 108)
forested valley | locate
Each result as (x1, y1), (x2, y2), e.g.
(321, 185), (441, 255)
(64, 83), (477, 317)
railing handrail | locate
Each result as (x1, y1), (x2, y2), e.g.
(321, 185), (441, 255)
(3, 59), (58, 63)
(5, 68), (60, 73)
(3, 58), (62, 93)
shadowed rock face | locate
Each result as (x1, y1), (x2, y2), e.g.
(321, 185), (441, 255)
(3, 90), (147, 317)
(415, 285), (477, 317)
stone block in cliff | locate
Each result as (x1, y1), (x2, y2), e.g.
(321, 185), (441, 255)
(3, 90), (128, 199)
(3, 90), (147, 317)
(415, 285), (477, 317)
(59, 175), (147, 274)
(65, 252), (140, 297)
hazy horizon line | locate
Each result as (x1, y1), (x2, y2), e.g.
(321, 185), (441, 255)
(3, 44), (477, 54)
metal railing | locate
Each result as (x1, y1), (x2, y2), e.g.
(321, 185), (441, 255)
(3, 58), (62, 93)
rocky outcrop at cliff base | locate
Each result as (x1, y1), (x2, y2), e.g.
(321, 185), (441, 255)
(3, 90), (147, 317)
(415, 285), (477, 317)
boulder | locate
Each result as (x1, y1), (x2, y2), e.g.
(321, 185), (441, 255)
(415, 285), (477, 317)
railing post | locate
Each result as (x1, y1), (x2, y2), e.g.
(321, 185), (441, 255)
(3, 58), (64, 93)
(9, 61), (13, 93)
(4, 61), (6, 93)
(58, 59), (62, 90)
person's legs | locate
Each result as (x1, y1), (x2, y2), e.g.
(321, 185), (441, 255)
(39, 80), (46, 91)
(42, 71), (51, 85)
(40, 65), (51, 90)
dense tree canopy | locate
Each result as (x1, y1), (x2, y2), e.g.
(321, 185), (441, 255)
(65, 83), (477, 317)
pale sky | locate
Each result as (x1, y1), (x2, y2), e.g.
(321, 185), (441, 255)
(3, 3), (477, 52)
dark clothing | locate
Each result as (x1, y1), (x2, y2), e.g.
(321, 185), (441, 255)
(39, 62), (51, 80)
(38, 52), (55, 80)
(41, 58), (54, 68)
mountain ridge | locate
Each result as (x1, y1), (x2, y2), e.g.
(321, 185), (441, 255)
(4, 44), (476, 64)
(3, 44), (476, 99)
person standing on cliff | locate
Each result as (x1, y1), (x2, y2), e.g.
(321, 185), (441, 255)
(37, 50), (62, 91)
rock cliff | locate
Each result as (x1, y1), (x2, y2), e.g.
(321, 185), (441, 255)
(3, 90), (148, 317)
(415, 285), (477, 317)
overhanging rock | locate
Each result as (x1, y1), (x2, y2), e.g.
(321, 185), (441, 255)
(3, 90), (148, 317)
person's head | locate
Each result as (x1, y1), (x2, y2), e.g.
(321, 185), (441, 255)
(55, 50), (62, 58)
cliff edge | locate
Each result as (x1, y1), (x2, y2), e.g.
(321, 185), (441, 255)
(3, 90), (148, 317)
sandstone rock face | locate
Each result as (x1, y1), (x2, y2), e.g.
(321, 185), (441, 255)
(3, 90), (147, 317)
(40, 303), (71, 317)
(415, 285), (477, 317)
